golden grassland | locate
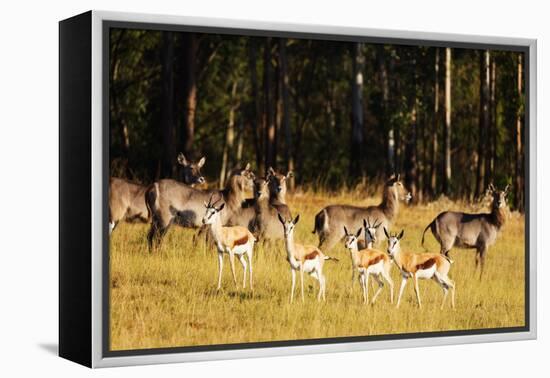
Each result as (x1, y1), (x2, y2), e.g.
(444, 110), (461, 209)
(109, 191), (525, 351)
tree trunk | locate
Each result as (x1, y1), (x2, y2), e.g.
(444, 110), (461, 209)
(219, 81), (238, 188)
(160, 31), (176, 178)
(350, 43), (365, 176)
(475, 50), (490, 197)
(443, 47), (452, 195)
(181, 33), (198, 157)
(515, 53), (524, 211)
(264, 37), (276, 173)
(279, 38), (294, 189)
(377, 46), (394, 175)
(248, 39), (262, 172)
(431, 47), (440, 196)
(487, 55), (497, 184)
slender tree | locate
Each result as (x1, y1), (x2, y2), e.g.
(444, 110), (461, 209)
(219, 81), (238, 188)
(181, 33), (198, 157)
(160, 31), (176, 178)
(279, 38), (294, 189)
(475, 50), (490, 198)
(264, 37), (276, 172)
(350, 42), (365, 176)
(248, 39), (262, 172)
(430, 47), (440, 196)
(515, 53), (524, 211)
(443, 47), (452, 195)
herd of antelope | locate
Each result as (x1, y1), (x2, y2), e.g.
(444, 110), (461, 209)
(110, 153), (511, 307)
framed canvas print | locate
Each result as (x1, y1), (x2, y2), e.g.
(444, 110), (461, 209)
(59, 10), (537, 368)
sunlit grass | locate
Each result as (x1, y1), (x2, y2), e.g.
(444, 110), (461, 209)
(109, 192), (525, 351)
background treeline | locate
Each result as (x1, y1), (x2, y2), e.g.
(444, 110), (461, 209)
(109, 29), (525, 210)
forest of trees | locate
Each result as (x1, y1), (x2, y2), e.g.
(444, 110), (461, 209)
(109, 29), (526, 210)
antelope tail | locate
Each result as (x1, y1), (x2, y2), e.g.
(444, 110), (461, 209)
(324, 256), (339, 262)
(312, 208), (329, 234)
(442, 254), (454, 264)
(145, 183), (159, 222)
(421, 220), (434, 249)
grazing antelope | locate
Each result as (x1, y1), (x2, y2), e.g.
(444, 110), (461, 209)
(252, 178), (292, 242)
(146, 163), (254, 252)
(385, 228), (455, 309)
(109, 153), (205, 234)
(313, 174), (411, 251)
(278, 214), (338, 303)
(202, 195), (255, 291)
(421, 184), (509, 279)
(343, 226), (393, 304)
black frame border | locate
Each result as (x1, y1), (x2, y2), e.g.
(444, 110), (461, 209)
(101, 19), (531, 359)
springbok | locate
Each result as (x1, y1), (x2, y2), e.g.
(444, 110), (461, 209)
(421, 184), (509, 278)
(278, 214), (338, 303)
(343, 226), (393, 304)
(312, 175), (411, 251)
(146, 163), (254, 252)
(385, 228), (455, 309)
(108, 153), (205, 234)
(252, 178), (292, 242)
(359, 217), (383, 250)
(202, 195), (255, 291)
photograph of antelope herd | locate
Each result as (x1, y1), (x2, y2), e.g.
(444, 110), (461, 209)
(107, 27), (527, 352)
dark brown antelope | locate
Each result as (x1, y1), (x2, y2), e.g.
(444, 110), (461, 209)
(312, 175), (412, 251)
(146, 163), (254, 252)
(421, 184), (509, 279)
(108, 153), (205, 234)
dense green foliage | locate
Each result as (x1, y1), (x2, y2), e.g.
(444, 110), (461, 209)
(109, 28), (525, 209)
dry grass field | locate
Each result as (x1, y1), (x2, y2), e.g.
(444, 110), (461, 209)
(109, 190), (525, 351)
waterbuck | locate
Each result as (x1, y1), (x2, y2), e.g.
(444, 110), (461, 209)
(278, 214), (338, 303)
(421, 184), (509, 278)
(312, 175), (412, 251)
(146, 163), (254, 252)
(108, 153), (205, 234)
(252, 178), (292, 242)
(385, 228), (455, 309)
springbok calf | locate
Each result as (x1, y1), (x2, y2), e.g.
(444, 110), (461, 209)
(385, 228), (455, 309)
(343, 226), (393, 304)
(253, 178), (292, 242)
(313, 175), (411, 251)
(278, 214), (338, 303)
(109, 153), (205, 234)
(202, 195), (255, 291)
(421, 184), (509, 278)
(146, 164), (254, 252)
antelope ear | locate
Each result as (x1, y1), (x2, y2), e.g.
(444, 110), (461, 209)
(177, 153), (188, 166)
(244, 163), (251, 171)
(504, 184), (510, 194)
(397, 229), (404, 240)
(343, 226), (348, 236)
(197, 156), (206, 168)
(293, 214), (300, 225)
(286, 171), (294, 178)
(383, 227), (390, 239)
(267, 167), (275, 176)
(356, 228), (362, 238)
(277, 213), (285, 225)
(488, 183), (495, 193)
(396, 173), (401, 181)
